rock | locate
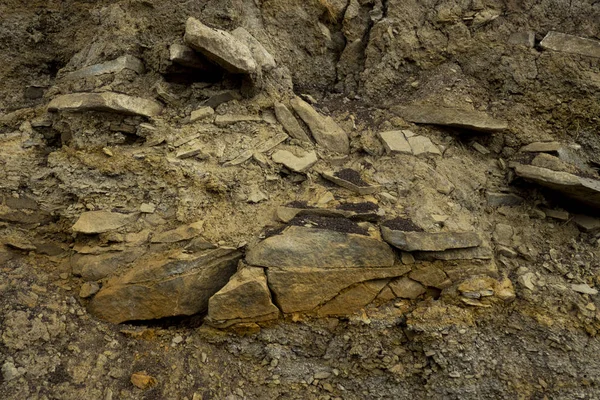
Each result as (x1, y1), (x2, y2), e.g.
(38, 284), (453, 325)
(572, 215), (600, 233)
(531, 153), (577, 174)
(151, 221), (204, 243)
(409, 265), (451, 289)
(231, 27), (276, 71)
(495, 277), (516, 303)
(266, 265), (410, 313)
(72, 211), (135, 234)
(541, 208), (569, 221)
(272, 149), (318, 173)
(571, 283), (598, 295)
(214, 114), (262, 127)
(190, 106), (215, 122)
(413, 245), (493, 261)
(389, 277), (426, 299)
(472, 142), (490, 155)
(395, 105), (508, 132)
(377, 130), (412, 155)
(184, 17), (257, 74)
(513, 163), (600, 209)
(140, 203), (155, 213)
(1, 361), (20, 382)
(203, 90), (242, 108)
(79, 282), (100, 298)
(492, 223), (514, 246)
(322, 170), (381, 195)
(518, 272), (536, 291)
(169, 44), (210, 69)
(176, 144), (206, 159)
(274, 102), (312, 143)
(275, 203), (383, 224)
(247, 185), (268, 203)
(88, 248), (242, 323)
(247, 226), (395, 269)
(207, 267), (279, 327)
(316, 280), (388, 316)
(72, 248), (145, 281)
(486, 192), (524, 207)
(520, 141), (562, 153)
(407, 135), (441, 156)
(508, 31), (535, 48)
(48, 92), (162, 118)
(290, 97), (350, 154)
(381, 227), (482, 252)
(65, 55), (144, 79)
(540, 31), (600, 58)
(131, 372), (157, 390)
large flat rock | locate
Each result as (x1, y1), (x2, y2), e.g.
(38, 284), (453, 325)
(48, 92), (162, 118)
(394, 105), (508, 132)
(246, 226), (395, 269)
(513, 163), (600, 209)
(184, 17), (257, 74)
(540, 31), (600, 58)
(72, 211), (136, 234)
(88, 248), (242, 323)
(381, 226), (482, 252)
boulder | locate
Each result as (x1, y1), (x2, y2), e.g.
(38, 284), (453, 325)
(48, 93), (162, 118)
(72, 211), (136, 234)
(65, 55), (144, 80)
(381, 227), (482, 252)
(88, 248), (242, 323)
(184, 17), (257, 74)
(274, 102), (312, 142)
(290, 97), (350, 154)
(395, 105), (508, 132)
(246, 226), (395, 269)
(540, 31), (600, 58)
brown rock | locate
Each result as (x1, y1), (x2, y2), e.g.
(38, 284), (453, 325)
(389, 277), (426, 299)
(316, 280), (389, 316)
(395, 105), (508, 133)
(131, 372), (157, 390)
(150, 221), (204, 243)
(409, 265), (451, 289)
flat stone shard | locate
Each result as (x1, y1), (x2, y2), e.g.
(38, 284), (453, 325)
(316, 280), (389, 316)
(190, 106), (214, 122)
(65, 55), (145, 79)
(389, 277), (427, 299)
(231, 27), (276, 71)
(322, 171), (381, 195)
(378, 130), (412, 155)
(395, 105), (508, 132)
(48, 92), (163, 118)
(290, 97), (350, 154)
(274, 102), (312, 142)
(272, 149), (318, 172)
(520, 142), (562, 153)
(409, 264), (451, 289)
(207, 267), (279, 326)
(72, 211), (135, 234)
(407, 135), (441, 156)
(266, 266), (411, 313)
(540, 31), (600, 59)
(88, 248), (242, 323)
(169, 44), (209, 69)
(246, 226), (395, 269)
(381, 227), (482, 252)
(184, 17), (257, 74)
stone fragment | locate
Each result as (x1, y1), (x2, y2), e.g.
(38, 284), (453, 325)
(541, 208), (569, 221)
(65, 55), (144, 79)
(79, 282), (100, 298)
(190, 106), (215, 122)
(290, 97), (349, 154)
(275, 203), (383, 224)
(266, 265), (410, 313)
(572, 215), (600, 233)
(274, 102), (312, 142)
(442, 260), (499, 282)
(572, 284), (598, 295)
(184, 17), (257, 74)
(176, 144), (206, 159)
(72, 248), (145, 281)
(272, 149), (318, 172)
(88, 248), (242, 323)
(151, 221), (204, 243)
(169, 44), (210, 69)
(519, 142), (561, 153)
(495, 277), (516, 303)
(231, 27), (276, 71)
(395, 105), (508, 132)
(389, 277), (426, 299)
(203, 90), (242, 108)
(540, 31), (600, 58)
(316, 280), (389, 316)
(518, 272), (536, 290)
(486, 192), (524, 207)
(409, 265), (451, 289)
(140, 203), (155, 213)
(131, 372), (157, 390)
(381, 227), (482, 252)
(472, 142), (490, 155)
(1, 362), (21, 382)
(531, 153), (577, 173)
(48, 93), (162, 118)
(207, 267), (279, 326)
(508, 31), (535, 48)
(72, 211), (135, 234)
(377, 130), (412, 155)
(214, 114), (262, 127)
(407, 136), (441, 156)
(413, 245), (493, 261)
(246, 226), (395, 269)
(322, 171), (381, 195)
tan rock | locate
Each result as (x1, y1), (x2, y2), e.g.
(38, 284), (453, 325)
(540, 31), (600, 58)
(72, 211), (136, 234)
(274, 102), (312, 143)
(65, 55), (144, 80)
(407, 135), (441, 157)
(190, 106), (215, 122)
(272, 149), (318, 172)
(395, 105), (508, 132)
(231, 27), (276, 71)
(409, 265), (451, 289)
(131, 372), (157, 390)
(316, 280), (389, 316)
(48, 93), (162, 118)
(381, 227), (482, 252)
(377, 130), (412, 155)
(150, 221), (204, 243)
(79, 282), (100, 298)
(389, 277), (426, 299)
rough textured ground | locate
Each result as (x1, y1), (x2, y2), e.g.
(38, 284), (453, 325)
(2, 0), (600, 399)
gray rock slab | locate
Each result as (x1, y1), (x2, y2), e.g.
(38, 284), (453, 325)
(395, 105), (508, 132)
(407, 135), (441, 156)
(540, 31), (600, 58)
(65, 55), (145, 80)
(48, 92), (162, 118)
(519, 142), (562, 153)
(381, 226), (482, 252)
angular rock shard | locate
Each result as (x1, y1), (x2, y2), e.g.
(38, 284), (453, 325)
(65, 55), (145, 80)
(72, 211), (136, 234)
(207, 267), (279, 327)
(246, 226), (395, 269)
(169, 44), (211, 69)
(381, 226), (482, 252)
(272, 149), (318, 173)
(150, 221), (204, 243)
(48, 93), (162, 118)
(88, 248), (242, 323)
(395, 105), (508, 132)
(316, 280), (389, 316)
(231, 27), (276, 71)
(540, 31), (600, 59)
(389, 277), (427, 299)
(184, 17), (257, 74)
(274, 102), (312, 143)
(290, 97), (350, 154)
(378, 130), (412, 155)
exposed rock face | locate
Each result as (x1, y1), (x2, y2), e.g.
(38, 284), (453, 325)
(88, 248), (242, 323)
(184, 17), (257, 74)
(540, 31), (600, 58)
(48, 93), (163, 118)
(65, 55), (145, 79)
(72, 211), (136, 234)
(395, 105), (508, 132)
(381, 227), (482, 252)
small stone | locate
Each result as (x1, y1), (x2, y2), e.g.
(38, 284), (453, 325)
(231, 27), (276, 71)
(247, 186), (268, 203)
(519, 142), (562, 153)
(389, 277), (426, 299)
(65, 55), (145, 79)
(102, 147), (114, 157)
(401, 252), (415, 265)
(486, 192), (524, 207)
(151, 221), (204, 243)
(140, 203), (156, 213)
(409, 265), (451, 289)
(314, 371), (332, 380)
(214, 114), (262, 127)
(508, 31), (535, 47)
(518, 272), (536, 291)
(172, 335), (184, 344)
(572, 215), (600, 233)
(541, 208), (569, 221)
(586, 303), (596, 311)
(131, 371), (158, 390)
(274, 102), (312, 143)
(322, 171), (381, 195)
(540, 31), (600, 59)
(572, 283), (598, 295)
(169, 44), (210, 69)
(472, 142), (490, 155)
(72, 211), (135, 234)
(272, 149), (318, 173)
(79, 282), (100, 298)
(407, 135), (441, 157)
(449, 371), (461, 378)
(377, 130), (412, 155)
(176, 144), (205, 159)
(190, 106), (215, 122)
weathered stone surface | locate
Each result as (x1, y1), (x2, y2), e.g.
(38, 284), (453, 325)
(276, 204), (383, 224)
(214, 114), (262, 127)
(442, 260), (499, 282)
(266, 265), (411, 313)
(486, 192), (524, 207)
(316, 280), (389, 316)
(72, 211), (135, 234)
(540, 31), (600, 59)
(531, 153), (576, 174)
(395, 105), (508, 132)
(322, 171), (381, 195)
(381, 227), (482, 252)
(184, 17), (257, 74)
(71, 248), (145, 281)
(513, 163), (600, 209)
(290, 97), (350, 154)
(378, 130), (412, 155)
(150, 221), (204, 243)
(272, 149), (318, 172)
(407, 135), (441, 156)
(413, 245), (493, 261)
(190, 106), (214, 122)
(88, 248), (242, 323)
(572, 215), (600, 233)
(520, 142), (562, 153)
(231, 27), (276, 71)
(389, 277), (426, 299)
(65, 55), (145, 79)
(48, 93), (162, 118)
(169, 44), (210, 69)
(508, 31), (535, 48)
(79, 282), (100, 298)
(246, 226), (395, 269)
(274, 102), (312, 142)
(409, 264), (451, 289)
(572, 283), (598, 295)
(207, 267), (279, 326)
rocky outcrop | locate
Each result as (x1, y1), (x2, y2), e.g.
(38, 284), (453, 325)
(48, 92), (163, 118)
(395, 105), (508, 132)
